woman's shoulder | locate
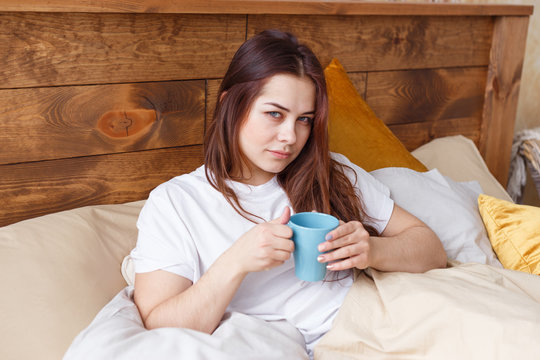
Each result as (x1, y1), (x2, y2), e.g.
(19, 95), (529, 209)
(149, 165), (210, 199)
(330, 152), (362, 169)
(330, 151), (390, 193)
(330, 151), (349, 164)
(330, 152), (369, 177)
(139, 165), (216, 222)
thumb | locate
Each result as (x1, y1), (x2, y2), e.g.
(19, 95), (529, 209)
(269, 206), (291, 225)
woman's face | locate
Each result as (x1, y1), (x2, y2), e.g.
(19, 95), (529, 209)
(237, 73), (316, 186)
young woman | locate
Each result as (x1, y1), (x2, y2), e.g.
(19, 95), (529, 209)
(131, 29), (446, 358)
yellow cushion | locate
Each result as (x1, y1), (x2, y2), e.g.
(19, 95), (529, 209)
(478, 194), (540, 275)
(325, 58), (427, 172)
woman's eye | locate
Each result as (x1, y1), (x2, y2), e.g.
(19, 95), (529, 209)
(298, 116), (313, 124)
(267, 111), (281, 119)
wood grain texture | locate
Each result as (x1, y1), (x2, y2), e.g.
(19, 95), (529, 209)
(206, 79), (222, 130)
(0, 4), (530, 225)
(389, 117), (482, 152)
(0, 146), (204, 226)
(480, 16), (530, 187)
(0, 12), (244, 88)
(0, 1), (533, 16)
(347, 72), (367, 99)
(366, 67), (487, 126)
(0, 81), (205, 164)
(247, 15), (493, 72)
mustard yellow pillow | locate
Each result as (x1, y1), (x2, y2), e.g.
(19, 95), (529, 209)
(478, 194), (540, 275)
(325, 58), (427, 172)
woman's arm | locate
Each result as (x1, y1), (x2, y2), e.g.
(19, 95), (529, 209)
(133, 207), (294, 333)
(317, 204), (447, 273)
(134, 254), (247, 333)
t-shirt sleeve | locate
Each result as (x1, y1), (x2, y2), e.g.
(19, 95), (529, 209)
(130, 183), (198, 282)
(331, 152), (394, 234)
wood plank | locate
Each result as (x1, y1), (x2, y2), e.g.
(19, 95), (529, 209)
(480, 16), (530, 187)
(206, 79), (222, 131)
(389, 117), (481, 152)
(347, 72), (367, 99)
(0, 1), (533, 16)
(366, 67), (487, 126)
(0, 12), (244, 88)
(248, 15), (493, 72)
(0, 146), (204, 226)
(0, 81), (205, 164)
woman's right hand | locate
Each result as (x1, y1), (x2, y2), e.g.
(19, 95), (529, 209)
(135, 206), (295, 334)
(225, 206), (294, 275)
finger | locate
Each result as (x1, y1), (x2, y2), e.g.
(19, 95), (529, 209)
(320, 222), (367, 250)
(271, 249), (293, 262)
(330, 221), (360, 239)
(272, 238), (295, 253)
(319, 242), (367, 263)
(318, 226), (354, 252)
(279, 206), (291, 224)
(320, 232), (366, 252)
(327, 254), (369, 271)
(271, 224), (293, 239)
(269, 206), (291, 225)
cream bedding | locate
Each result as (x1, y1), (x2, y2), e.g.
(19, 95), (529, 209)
(315, 261), (540, 359)
(67, 166), (540, 359)
(2, 135), (538, 360)
(66, 261), (540, 360)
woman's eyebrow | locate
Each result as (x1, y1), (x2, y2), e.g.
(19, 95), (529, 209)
(265, 102), (290, 112)
(264, 102), (315, 115)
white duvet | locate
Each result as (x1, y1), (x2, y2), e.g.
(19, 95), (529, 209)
(64, 286), (309, 360)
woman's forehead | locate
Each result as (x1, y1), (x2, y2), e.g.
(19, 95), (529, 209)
(255, 74), (316, 108)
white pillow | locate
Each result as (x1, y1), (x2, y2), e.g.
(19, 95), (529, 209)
(370, 167), (502, 267)
(411, 135), (512, 202)
(122, 254), (135, 286)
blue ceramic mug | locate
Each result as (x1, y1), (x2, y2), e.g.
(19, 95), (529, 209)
(288, 212), (339, 281)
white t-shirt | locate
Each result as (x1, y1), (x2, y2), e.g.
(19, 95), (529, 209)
(131, 152), (394, 357)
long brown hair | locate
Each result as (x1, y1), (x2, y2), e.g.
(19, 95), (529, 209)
(204, 29), (378, 235)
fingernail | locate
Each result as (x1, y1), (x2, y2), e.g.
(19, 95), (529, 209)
(325, 234), (332, 241)
(318, 244), (325, 251)
(317, 255), (324, 262)
(327, 264), (334, 270)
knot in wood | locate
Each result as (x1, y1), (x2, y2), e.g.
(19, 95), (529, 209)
(97, 109), (156, 138)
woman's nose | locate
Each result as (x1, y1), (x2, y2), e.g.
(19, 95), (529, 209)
(277, 120), (297, 144)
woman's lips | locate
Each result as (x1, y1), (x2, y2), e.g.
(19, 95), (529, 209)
(268, 150), (291, 159)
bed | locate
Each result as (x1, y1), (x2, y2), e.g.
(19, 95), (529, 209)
(1, 1), (539, 359)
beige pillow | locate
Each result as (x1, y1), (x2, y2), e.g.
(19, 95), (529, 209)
(411, 135), (512, 202)
(0, 201), (144, 360)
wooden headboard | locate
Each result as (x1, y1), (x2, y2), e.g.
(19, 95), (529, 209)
(0, 1), (532, 226)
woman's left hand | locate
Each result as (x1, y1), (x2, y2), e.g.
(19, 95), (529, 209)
(316, 220), (373, 271)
